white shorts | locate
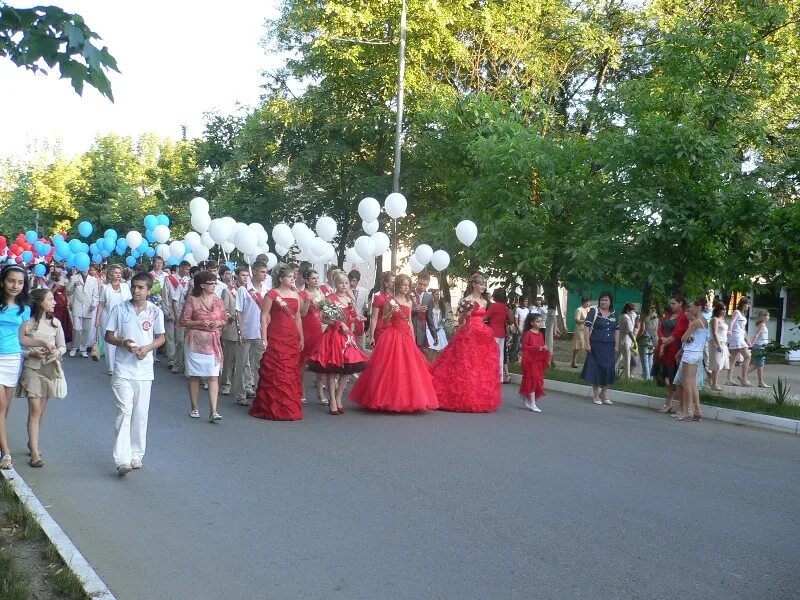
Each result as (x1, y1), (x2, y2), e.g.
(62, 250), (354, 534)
(0, 353), (22, 388)
(681, 350), (703, 366)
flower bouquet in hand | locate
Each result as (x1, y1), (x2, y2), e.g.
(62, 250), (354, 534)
(320, 299), (346, 323)
(456, 297), (476, 316)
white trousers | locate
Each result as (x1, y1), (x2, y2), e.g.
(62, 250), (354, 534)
(73, 316), (92, 351)
(112, 377), (152, 468)
(495, 337), (505, 383)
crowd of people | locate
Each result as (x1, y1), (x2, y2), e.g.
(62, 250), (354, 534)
(0, 259), (555, 475)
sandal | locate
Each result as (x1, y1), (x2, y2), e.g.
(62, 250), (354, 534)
(658, 404), (673, 414)
(29, 457), (44, 468)
(237, 398), (250, 406)
(502, 377), (512, 384)
(0, 455), (12, 470)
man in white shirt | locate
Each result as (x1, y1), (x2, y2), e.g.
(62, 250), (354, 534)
(104, 272), (165, 476)
(348, 270), (369, 349)
(67, 267), (100, 357)
(233, 260), (269, 405)
(515, 297), (530, 333)
(166, 261), (191, 373)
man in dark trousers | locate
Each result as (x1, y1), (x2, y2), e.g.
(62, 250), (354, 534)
(411, 272), (438, 353)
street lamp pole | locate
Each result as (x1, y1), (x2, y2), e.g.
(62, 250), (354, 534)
(390, 0), (407, 271)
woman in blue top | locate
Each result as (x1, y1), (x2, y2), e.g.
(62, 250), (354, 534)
(580, 291), (620, 405)
(0, 265), (53, 470)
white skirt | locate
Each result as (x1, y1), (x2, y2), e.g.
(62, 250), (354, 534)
(426, 327), (448, 351)
(184, 349), (220, 377)
(0, 353), (22, 388)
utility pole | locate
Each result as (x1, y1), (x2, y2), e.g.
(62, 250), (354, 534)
(35, 210), (39, 237)
(390, 0), (407, 271)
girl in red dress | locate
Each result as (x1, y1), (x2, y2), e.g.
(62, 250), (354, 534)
(653, 294), (690, 414)
(307, 271), (370, 415)
(351, 275), (438, 413)
(250, 264), (304, 421)
(430, 273), (501, 413)
(367, 271), (395, 348)
(519, 313), (551, 412)
(49, 267), (73, 344)
(299, 269), (326, 405)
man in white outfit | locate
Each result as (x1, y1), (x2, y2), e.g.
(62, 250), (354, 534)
(68, 267), (100, 357)
(233, 261), (269, 406)
(104, 272), (165, 476)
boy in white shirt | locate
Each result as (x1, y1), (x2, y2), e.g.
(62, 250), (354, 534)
(233, 261), (269, 405)
(105, 272), (166, 476)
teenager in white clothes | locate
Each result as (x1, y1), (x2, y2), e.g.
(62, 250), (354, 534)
(95, 265), (132, 376)
(67, 265), (100, 357)
(166, 261), (191, 374)
(676, 298), (708, 422)
(233, 261), (269, 406)
(749, 310), (771, 388)
(104, 272), (165, 476)
(726, 297), (752, 386)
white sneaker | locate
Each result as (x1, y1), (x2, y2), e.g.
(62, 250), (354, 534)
(523, 398), (532, 410)
(530, 401), (542, 413)
(190, 409), (200, 418)
(131, 458), (142, 469)
(117, 464), (132, 477)
(602, 398), (614, 405)
(209, 412), (223, 423)
(80, 351), (89, 358)
(69, 348), (77, 357)
(220, 385), (231, 395)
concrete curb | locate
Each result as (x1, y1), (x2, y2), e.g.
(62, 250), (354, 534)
(509, 374), (800, 436)
(0, 467), (117, 600)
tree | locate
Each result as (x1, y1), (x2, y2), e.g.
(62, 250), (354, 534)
(0, 3), (118, 100)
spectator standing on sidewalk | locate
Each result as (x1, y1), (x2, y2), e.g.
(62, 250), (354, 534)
(571, 297), (590, 368)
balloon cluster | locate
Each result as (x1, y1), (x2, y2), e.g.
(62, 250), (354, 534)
(0, 231), (55, 266)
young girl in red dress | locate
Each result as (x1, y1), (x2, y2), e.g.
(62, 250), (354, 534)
(351, 274), (438, 413)
(306, 271), (369, 415)
(367, 271), (395, 348)
(249, 264), (304, 421)
(519, 313), (551, 412)
(299, 269), (326, 404)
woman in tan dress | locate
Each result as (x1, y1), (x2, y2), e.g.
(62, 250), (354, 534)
(19, 289), (67, 467)
(571, 297), (591, 368)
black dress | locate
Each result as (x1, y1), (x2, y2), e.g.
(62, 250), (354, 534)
(580, 308), (619, 386)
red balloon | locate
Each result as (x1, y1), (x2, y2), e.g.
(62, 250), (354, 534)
(0, 235), (6, 247)
(16, 234), (25, 244)
(10, 243), (20, 255)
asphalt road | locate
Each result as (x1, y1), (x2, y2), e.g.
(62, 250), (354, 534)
(5, 356), (800, 600)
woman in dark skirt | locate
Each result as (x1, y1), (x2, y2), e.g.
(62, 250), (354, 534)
(580, 292), (619, 405)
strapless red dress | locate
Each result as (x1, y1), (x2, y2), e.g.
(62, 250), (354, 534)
(299, 290), (323, 360)
(351, 304), (438, 412)
(430, 304), (501, 413)
(307, 294), (369, 374)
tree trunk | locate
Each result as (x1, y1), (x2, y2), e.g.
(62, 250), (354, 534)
(641, 280), (653, 313)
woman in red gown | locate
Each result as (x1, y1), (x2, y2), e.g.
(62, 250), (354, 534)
(50, 268), (73, 345)
(351, 275), (438, 413)
(307, 271), (369, 415)
(250, 264), (304, 421)
(367, 271), (395, 348)
(430, 273), (501, 413)
(299, 269), (326, 404)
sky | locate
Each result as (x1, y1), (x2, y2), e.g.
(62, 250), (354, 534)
(1, 0), (283, 158)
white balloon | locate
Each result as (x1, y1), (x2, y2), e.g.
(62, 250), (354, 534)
(153, 224), (171, 244)
(456, 220), (478, 247)
(272, 223), (294, 248)
(324, 241), (337, 262)
(156, 244), (171, 260)
(229, 222), (249, 244)
(250, 223), (269, 246)
(245, 254), (258, 265)
(384, 192), (407, 219)
(189, 196), (209, 214)
(126, 231), (143, 250)
(274, 244), (288, 256)
(358, 197), (381, 222)
(291, 222), (309, 242)
(234, 228), (258, 255)
(201, 232), (215, 249)
(191, 211), (211, 233)
(370, 231), (390, 256)
(362, 220), (379, 235)
(430, 250), (450, 271)
(221, 241), (235, 254)
(414, 244), (433, 265)
(186, 254), (197, 267)
(266, 253), (278, 269)
(193, 245), (210, 262)
(169, 241), (186, 259)
(346, 247), (364, 264)
(354, 236), (374, 262)
(315, 216), (337, 242)
(310, 237), (326, 258)
(184, 231), (202, 252)
(208, 219), (230, 244)
(409, 256), (425, 273)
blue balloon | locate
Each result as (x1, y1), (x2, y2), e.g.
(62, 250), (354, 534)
(65, 254), (75, 268)
(52, 234), (64, 244)
(138, 239), (149, 252)
(166, 257), (179, 266)
(7, 258), (16, 265)
(145, 230), (156, 243)
(125, 256), (137, 268)
(101, 238), (114, 253)
(116, 239), (128, 252)
(78, 221), (93, 238)
(40, 243), (51, 255)
(143, 215), (158, 230)
(68, 239), (82, 253)
(226, 261), (235, 272)
(131, 249), (141, 259)
(74, 252), (90, 272)
(104, 229), (118, 242)
(145, 247), (156, 258)
(89, 243), (99, 255)
(21, 251), (33, 263)
(33, 263), (46, 277)
(156, 214), (170, 227)
(100, 249), (110, 258)
(25, 230), (37, 243)
(92, 253), (103, 265)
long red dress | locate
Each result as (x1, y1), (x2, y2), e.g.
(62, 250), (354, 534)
(351, 303), (438, 412)
(52, 284), (73, 344)
(371, 292), (391, 343)
(250, 290), (303, 421)
(519, 330), (550, 399)
(299, 290), (323, 360)
(307, 294), (369, 374)
(430, 303), (501, 413)
(653, 311), (689, 385)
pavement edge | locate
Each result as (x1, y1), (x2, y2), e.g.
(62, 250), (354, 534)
(0, 467), (117, 600)
(508, 374), (800, 436)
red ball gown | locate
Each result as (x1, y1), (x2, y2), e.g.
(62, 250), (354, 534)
(371, 292), (390, 343)
(250, 290), (303, 421)
(430, 303), (501, 412)
(351, 303), (438, 412)
(307, 294), (369, 374)
(519, 330), (550, 399)
(299, 290), (323, 360)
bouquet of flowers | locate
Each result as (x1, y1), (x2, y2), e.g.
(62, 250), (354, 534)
(457, 297), (476, 316)
(320, 298), (346, 322)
